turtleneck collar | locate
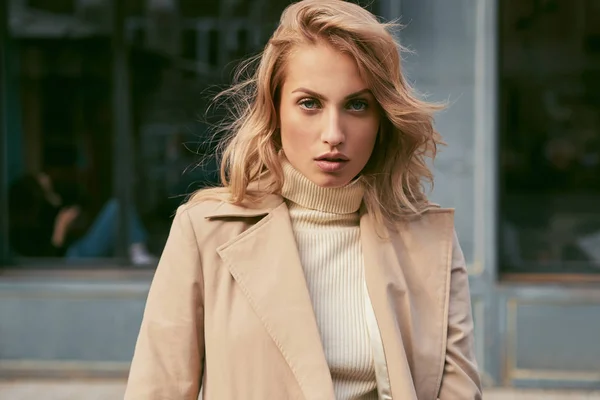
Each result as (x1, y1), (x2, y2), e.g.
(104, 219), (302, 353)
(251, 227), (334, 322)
(281, 160), (365, 215)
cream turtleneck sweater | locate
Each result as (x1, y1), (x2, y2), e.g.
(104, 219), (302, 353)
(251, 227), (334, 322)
(281, 161), (379, 400)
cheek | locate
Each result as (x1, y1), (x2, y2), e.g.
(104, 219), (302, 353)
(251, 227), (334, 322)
(280, 111), (303, 154)
(281, 126), (313, 159)
(279, 104), (315, 149)
(279, 103), (294, 146)
(361, 133), (378, 162)
(352, 118), (380, 156)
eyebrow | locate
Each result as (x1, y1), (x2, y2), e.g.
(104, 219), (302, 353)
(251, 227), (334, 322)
(291, 87), (372, 100)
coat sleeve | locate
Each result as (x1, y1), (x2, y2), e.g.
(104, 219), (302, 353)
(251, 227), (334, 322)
(124, 206), (205, 399)
(437, 231), (483, 400)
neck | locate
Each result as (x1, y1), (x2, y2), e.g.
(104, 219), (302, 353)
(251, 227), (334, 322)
(280, 160), (364, 215)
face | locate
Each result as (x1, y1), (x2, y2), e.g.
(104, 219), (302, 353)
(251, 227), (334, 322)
(278, 43), (380, 188)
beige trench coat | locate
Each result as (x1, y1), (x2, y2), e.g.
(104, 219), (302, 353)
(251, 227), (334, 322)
(124, 193), (482, 400)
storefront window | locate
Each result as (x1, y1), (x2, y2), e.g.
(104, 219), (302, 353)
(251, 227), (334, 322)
(127, 0), (291, 258)
(1, 0), (382, 269)
(499, 0), (600, 275)
(6, 28), (120, 266)
(2, 1), (150, 267)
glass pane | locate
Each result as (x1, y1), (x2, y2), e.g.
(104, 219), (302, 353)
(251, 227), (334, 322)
(128, 0), (289, 253)
(128, 0), (382, 255)
(4, 0), (384, 266)
(499, 0), (600, 274)
(6, 5), (121, 265)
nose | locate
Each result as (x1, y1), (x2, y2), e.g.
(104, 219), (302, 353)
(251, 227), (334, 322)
(321, 110), (345, 146)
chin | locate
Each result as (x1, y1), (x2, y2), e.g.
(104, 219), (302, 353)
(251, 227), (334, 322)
(311, 172), (352, 189)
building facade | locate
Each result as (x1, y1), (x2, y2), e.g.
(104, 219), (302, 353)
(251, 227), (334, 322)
(1, 0), (599, 390)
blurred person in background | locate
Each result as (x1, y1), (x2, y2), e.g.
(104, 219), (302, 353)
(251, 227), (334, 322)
(125, 1), (482, 399)
(8, 172), (156, 265)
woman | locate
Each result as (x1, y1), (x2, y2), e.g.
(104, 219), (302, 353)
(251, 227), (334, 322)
(8, 173), (155, 265)
(125, 1), (482, 399)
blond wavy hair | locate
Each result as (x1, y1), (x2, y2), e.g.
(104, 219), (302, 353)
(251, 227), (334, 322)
(193, 0), (444, 225)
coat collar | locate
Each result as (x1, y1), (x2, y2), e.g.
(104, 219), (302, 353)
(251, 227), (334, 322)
(204, 193), (284, 219)
(203, 189), (442, 220)
(207, 191), (453, 400)
(215, 200), (336, 399)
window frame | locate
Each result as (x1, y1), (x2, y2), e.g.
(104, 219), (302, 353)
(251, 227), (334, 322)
(111, 0), (135, 263)
(0, 0), (139, 269)
(497, 0), (600, 282)
(1, 0), (9, 265)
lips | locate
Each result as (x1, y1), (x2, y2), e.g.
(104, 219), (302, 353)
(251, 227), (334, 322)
(315, 153), (349, 162)
(317, 157), (347, 162)
(314, 154), (349, 172)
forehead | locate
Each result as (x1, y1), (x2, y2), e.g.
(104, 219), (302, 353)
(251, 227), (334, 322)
(282, 43), (367, 93)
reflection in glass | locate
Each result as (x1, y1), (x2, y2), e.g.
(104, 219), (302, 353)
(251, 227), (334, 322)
(5, 0), (382, 266)
(6, 19), (154, 264)
(500, 0), (600, 273)
(129, 1), (383, 253)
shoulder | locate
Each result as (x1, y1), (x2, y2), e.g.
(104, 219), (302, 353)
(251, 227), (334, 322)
(422, 202), (454, 215)
(176, 188), (232, 220)
(421, 204), (455, 224)
(392, 203), (456, 246)
(398, 203), (455, 225)
(167, 190), (243, 254)
(170, 188), (284, 254)
(174, 187), (284, 229)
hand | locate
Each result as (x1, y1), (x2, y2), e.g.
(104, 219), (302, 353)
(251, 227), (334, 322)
(52, 206), (81, 247)
(57, 206), (81, 228)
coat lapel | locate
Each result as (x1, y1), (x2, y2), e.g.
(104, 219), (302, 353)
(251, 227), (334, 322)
(360, 211), (419, 399)
(215, 201), (335, 400)
(361, 209), (454, 400)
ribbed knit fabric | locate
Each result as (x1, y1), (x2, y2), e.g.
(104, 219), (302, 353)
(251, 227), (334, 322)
(281, 161), (379, 400)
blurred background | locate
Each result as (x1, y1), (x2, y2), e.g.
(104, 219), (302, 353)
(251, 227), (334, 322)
(0, 0), (599, 398)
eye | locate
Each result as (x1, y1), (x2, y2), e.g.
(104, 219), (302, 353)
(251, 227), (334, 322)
(298, 98), (321, 110)
(346, 99), (368, 111)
